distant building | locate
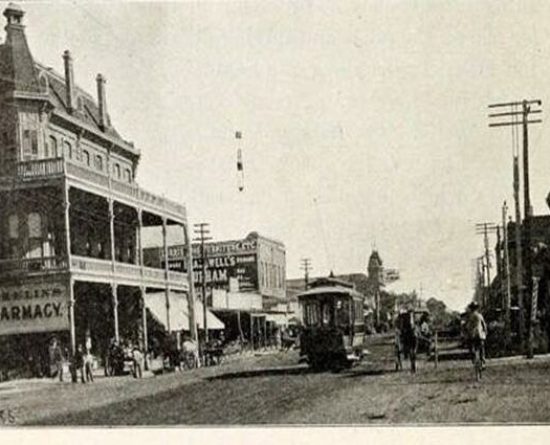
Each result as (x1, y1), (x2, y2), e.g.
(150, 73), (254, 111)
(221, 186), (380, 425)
(144, 232), (287, 348)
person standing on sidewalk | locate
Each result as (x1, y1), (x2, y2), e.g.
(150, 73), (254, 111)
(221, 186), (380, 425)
(132, 344), (144, 379)
(48, 337), (64, 382)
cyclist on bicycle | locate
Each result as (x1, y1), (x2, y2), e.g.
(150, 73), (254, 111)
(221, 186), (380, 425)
(465, 302), (488, 367)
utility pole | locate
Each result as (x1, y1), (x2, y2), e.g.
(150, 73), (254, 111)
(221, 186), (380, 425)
(489, 99), (542, 358)
(300, 258), (312, 290)
(193, 223), (212, 344)
(502, 201), (512, 347)
(475, 222), (498, 309)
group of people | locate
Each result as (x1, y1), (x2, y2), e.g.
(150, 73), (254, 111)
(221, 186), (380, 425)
(47, 336), (94, 383)
(106, 339), (145, 379)
(394, 301), (488, 373)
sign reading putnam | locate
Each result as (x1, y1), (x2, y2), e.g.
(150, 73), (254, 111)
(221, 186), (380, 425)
(0, 283), (69, 335)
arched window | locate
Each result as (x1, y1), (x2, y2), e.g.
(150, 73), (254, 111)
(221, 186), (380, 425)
(124, 168), (132, 183)
(8, 214), (19, 239)
(28, 212), (42, 238)
(115, 163), (121, 179)
(49, 136), (58, 158)
(83, 150), (90, 166)
(64, 141), (72, 159)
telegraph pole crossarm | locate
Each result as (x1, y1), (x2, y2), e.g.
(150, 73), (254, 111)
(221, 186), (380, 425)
(300, 258), (312, 290)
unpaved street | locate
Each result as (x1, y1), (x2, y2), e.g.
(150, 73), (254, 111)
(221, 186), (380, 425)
(3, 336), (550, 425)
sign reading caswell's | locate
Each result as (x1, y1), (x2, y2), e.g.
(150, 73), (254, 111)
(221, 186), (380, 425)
(0, 283), (69, 335)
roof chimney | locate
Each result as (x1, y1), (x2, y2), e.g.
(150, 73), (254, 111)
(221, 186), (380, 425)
(63, 50), (75, 112)
(3, 3), (24, 27)
(96, 73), (107, 130)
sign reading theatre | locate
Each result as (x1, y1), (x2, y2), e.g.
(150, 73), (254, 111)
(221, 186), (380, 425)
(0, 283), (69, 335)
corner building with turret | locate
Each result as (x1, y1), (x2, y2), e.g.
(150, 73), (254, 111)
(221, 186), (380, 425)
(0, 4), (194, 377)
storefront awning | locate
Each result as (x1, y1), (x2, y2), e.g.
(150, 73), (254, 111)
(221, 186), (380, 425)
(145, 292), (224, 331)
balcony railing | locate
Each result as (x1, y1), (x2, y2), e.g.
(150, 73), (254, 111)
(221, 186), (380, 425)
(71, 255), (188, 288)
(2, 158), (186, 219)
(0, 256), (68, 274)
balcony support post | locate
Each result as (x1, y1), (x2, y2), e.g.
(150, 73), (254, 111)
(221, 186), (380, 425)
(140, 285), (149, 370)
(111, 283), (119, 343)
(68, 277), (76, 355)
(109, 199), (116, 265)
(162, 217), (171, 332)
(137, 209), (144, 267)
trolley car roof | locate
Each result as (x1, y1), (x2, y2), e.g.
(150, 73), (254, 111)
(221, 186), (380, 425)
(297, 286), (364, 301)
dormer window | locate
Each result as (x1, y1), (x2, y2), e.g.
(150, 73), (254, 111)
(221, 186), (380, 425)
(48, 136), (58, 158)
(64, 141), (72, 159)
(94, 154), (103, 171)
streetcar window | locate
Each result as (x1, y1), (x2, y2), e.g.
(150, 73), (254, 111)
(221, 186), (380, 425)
(321, 302), (333, 327)
(304, 302), (320, 326)
(335, 298), (350, 327)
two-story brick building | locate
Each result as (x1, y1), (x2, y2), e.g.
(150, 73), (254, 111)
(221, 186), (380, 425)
(144, 231), (287, 348)
(0, 4), (196, 376)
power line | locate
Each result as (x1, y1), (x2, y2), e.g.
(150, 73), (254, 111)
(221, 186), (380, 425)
(488, 99), (543, 358)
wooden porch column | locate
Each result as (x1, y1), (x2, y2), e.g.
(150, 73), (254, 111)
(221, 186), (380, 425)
(140, 286), (148, 352)
(184, 223), (198, 341)
(109, 199), (116, 264)
(68, 277), (76, 355)
(62, 181), (76, 355)
(162, 217), (171, 332)
(111, 283), (119, 342)
(137, 209), (144, 267)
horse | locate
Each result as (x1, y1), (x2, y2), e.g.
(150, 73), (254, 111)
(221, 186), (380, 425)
(395, 312), (419, 374)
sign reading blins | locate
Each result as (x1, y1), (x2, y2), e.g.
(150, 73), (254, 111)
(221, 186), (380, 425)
(0, 282), (69, 335)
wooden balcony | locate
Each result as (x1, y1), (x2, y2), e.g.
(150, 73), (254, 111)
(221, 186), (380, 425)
(1, 158), (186, 222)
(0, 256), (68, 276)
(70, 255), (189, 290)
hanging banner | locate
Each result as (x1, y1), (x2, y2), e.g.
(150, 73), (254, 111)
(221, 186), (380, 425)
(0, 282), (69, 335)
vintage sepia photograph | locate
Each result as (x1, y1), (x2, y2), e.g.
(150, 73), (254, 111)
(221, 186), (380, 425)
(1, 0), (550, 428)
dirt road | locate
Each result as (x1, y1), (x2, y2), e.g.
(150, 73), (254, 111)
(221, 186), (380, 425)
(4, 335), (550, 425)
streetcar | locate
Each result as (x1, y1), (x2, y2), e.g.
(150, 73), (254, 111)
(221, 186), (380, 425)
(298, 277), (367, 370)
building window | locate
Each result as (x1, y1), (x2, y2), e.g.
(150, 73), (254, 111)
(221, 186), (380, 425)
(23, 130), (38, 156)
(8, 214), (19, 239)
(94, 154), (103, 171)
(83, 150), (90, 166)
(115, 163), (121, 179)
(64, 141), (72, 159)
(49, 136), (58, 158)
(124, 168), (132, 183)
(28, 213), (42, 238)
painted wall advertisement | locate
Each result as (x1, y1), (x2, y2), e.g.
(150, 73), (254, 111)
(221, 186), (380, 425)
(166, 239), (258, 293)
(0, 282), (69, 335)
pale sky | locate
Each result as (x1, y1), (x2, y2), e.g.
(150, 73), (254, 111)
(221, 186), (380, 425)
(18, 0), (550, 310)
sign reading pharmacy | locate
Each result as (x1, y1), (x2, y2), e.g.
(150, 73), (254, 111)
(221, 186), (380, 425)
(0, 283), (69, 335)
